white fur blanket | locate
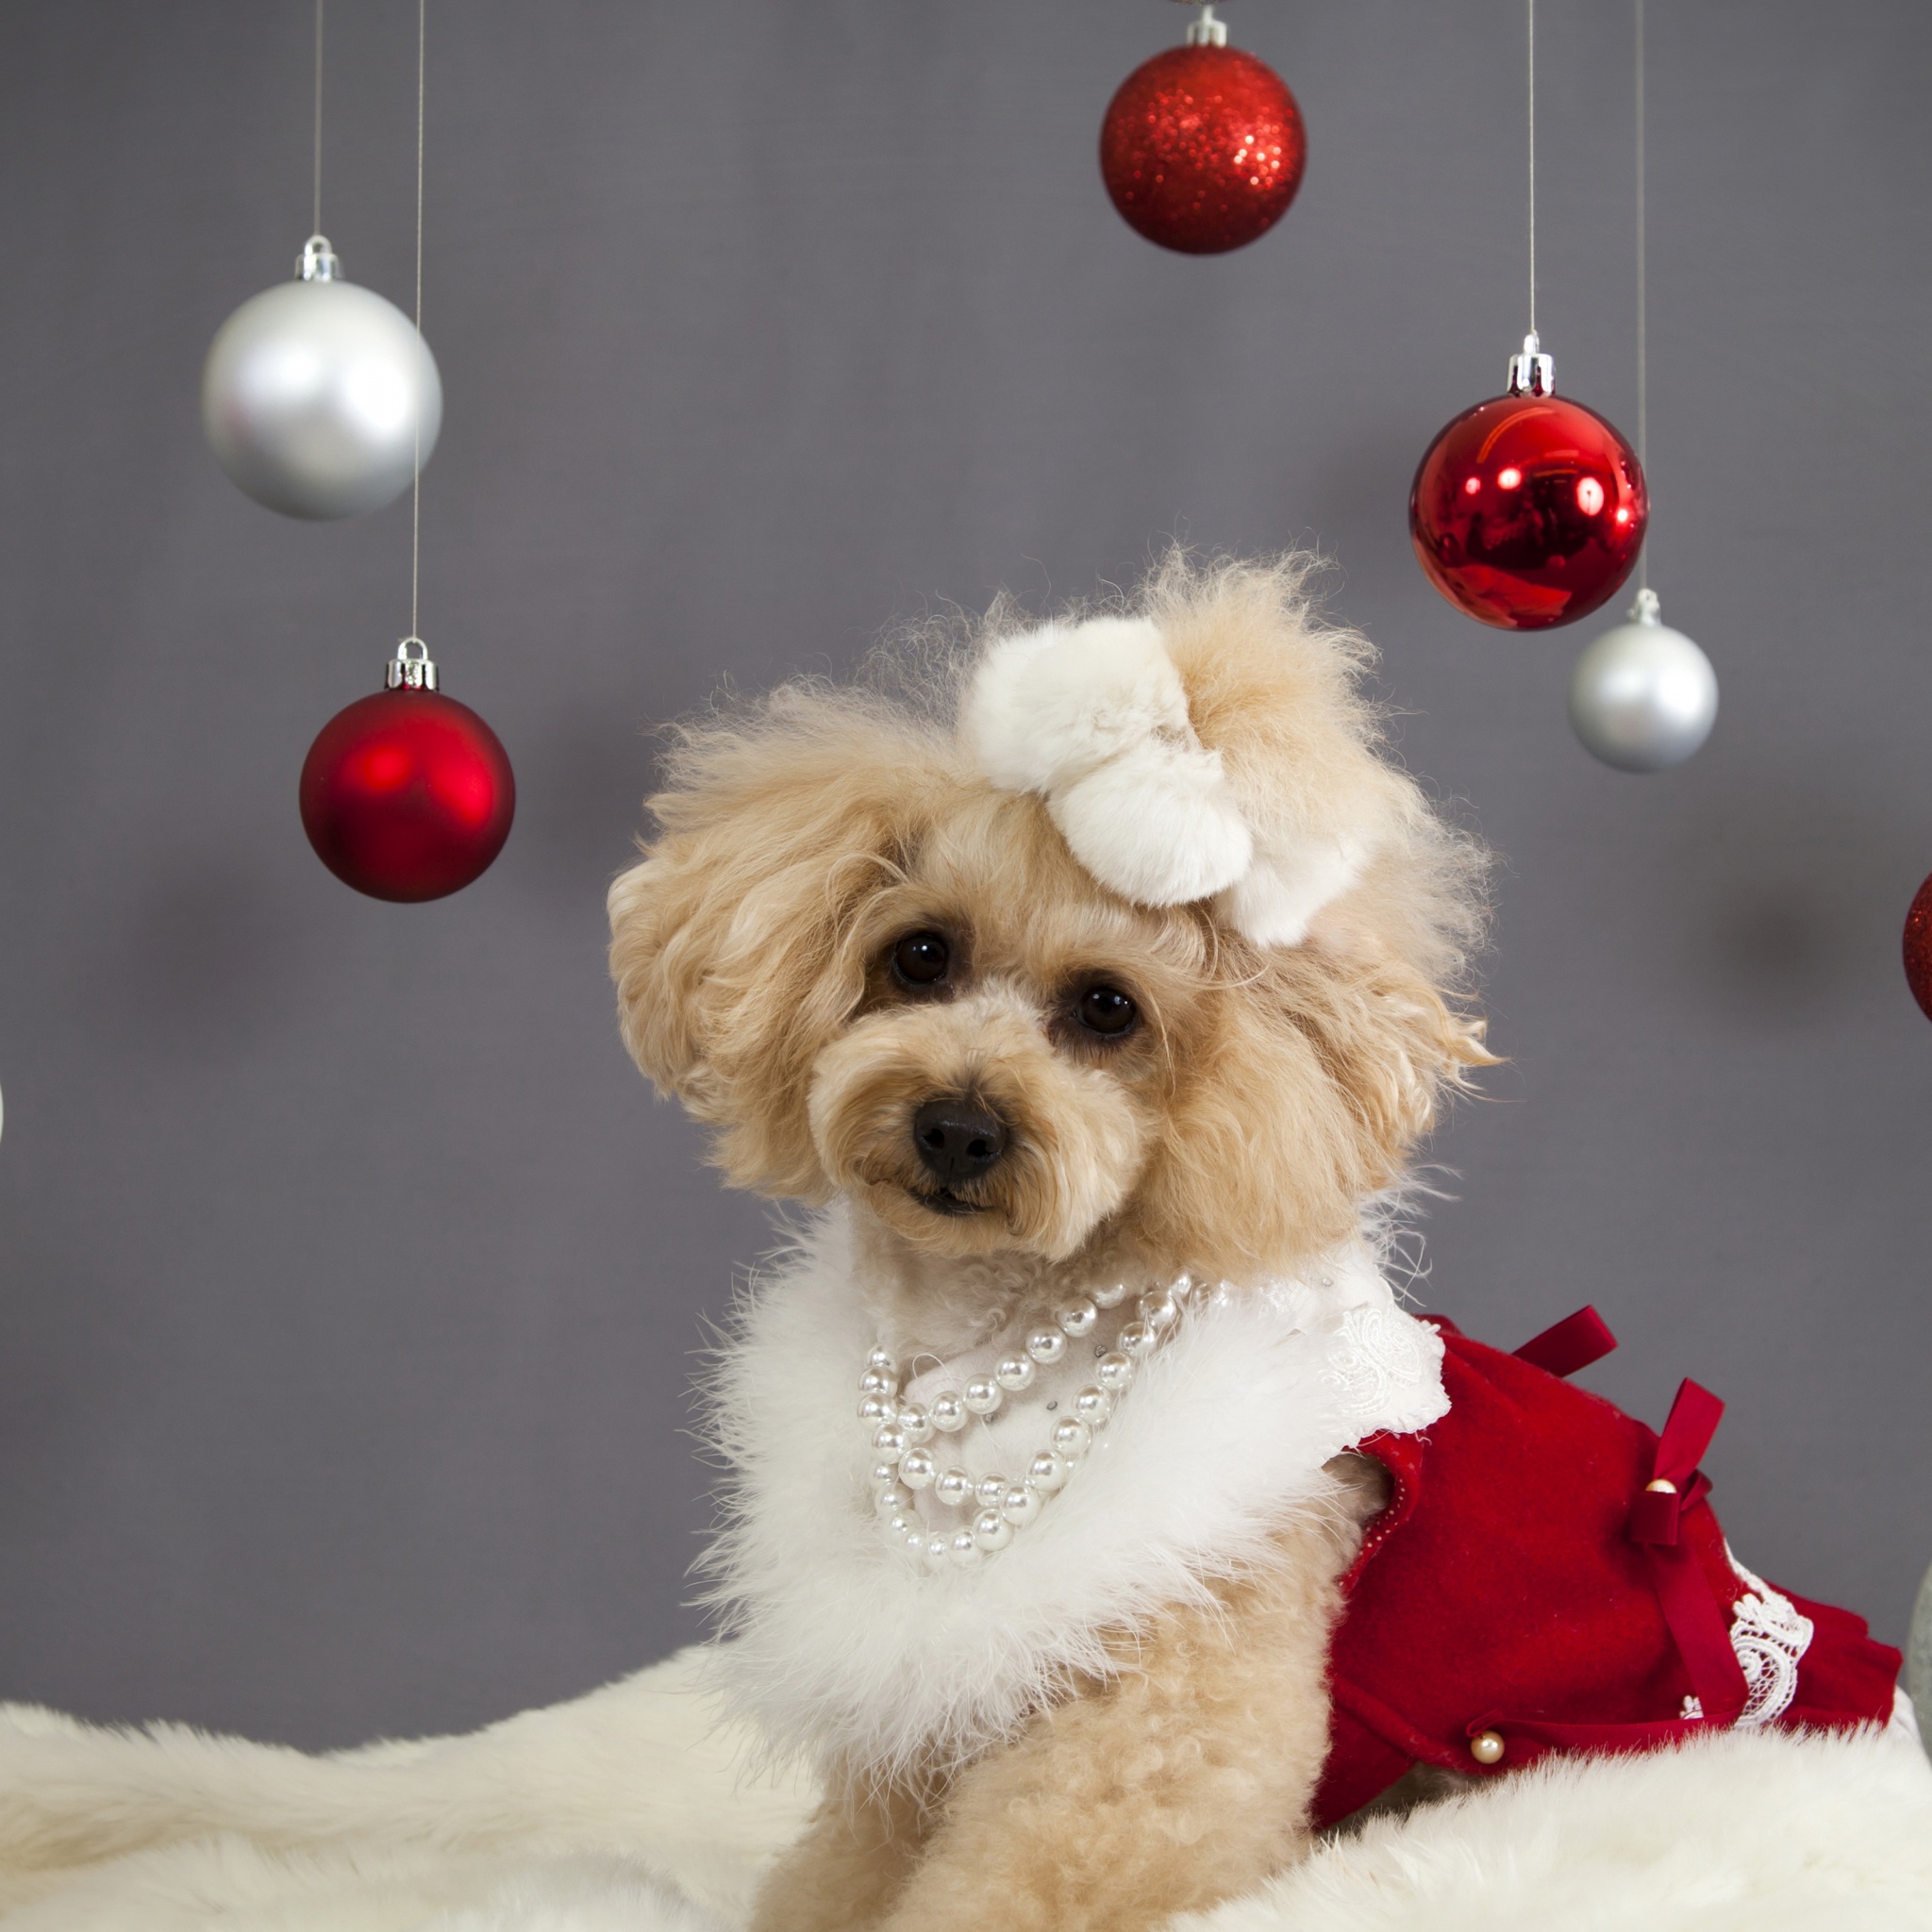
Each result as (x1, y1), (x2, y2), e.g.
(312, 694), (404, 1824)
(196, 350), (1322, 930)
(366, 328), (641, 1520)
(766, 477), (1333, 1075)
(0, 1648), (1927, 1931)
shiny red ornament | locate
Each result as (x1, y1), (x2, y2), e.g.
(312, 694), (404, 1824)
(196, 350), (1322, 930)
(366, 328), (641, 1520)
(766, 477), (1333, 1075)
(300, 644), (514, 902)
(1100, 41), (1305, 255)
(1409, 354), (1648, 631)
(1905, 873), (1932, 1023)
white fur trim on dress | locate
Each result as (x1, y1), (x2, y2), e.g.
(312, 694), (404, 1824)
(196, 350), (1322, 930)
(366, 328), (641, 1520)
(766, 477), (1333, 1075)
(700, 1208), (1446, 1779)
(963, 616), (1362, 946)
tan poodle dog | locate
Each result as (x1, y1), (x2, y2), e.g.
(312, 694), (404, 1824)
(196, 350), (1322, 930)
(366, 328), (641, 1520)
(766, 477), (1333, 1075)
(607, 553), (1490, 1932)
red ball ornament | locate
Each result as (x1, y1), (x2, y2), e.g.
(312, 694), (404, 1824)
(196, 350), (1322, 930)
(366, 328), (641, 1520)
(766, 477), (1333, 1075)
(300, 640), (514, 903)
(1100, 19), (1305, 256)
(1409, 337), (1648, 631)
(1905, 873), (1932, 1023)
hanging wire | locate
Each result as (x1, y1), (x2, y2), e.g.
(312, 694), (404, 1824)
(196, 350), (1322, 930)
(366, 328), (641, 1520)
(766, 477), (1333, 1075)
(1526, 0), (1537, 335)
(311, 0), (325, 234)
(1635, 0), (1648, 590)
(408, 0), (425, 643)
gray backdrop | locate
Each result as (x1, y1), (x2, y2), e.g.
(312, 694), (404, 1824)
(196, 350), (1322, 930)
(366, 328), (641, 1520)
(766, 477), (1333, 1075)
(1, 0), (1927, 1750)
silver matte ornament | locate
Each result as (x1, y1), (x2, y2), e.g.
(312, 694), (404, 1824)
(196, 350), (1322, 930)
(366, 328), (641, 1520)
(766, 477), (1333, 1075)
(202, 236), (441, 520)
(1568, 588), (1718, 773)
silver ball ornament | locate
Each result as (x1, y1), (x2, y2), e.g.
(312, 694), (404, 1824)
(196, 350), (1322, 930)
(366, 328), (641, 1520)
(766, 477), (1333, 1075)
(1569, 589), (1718, 773)
(202, 236), (441, 520)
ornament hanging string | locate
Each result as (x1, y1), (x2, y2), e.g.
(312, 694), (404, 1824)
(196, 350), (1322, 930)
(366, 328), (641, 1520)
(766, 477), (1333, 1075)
(409, 0), (425, 645)
(1526, 0), (1537, 336)
(1634, 0), (1648, 591)
(312, 0), (325, 236)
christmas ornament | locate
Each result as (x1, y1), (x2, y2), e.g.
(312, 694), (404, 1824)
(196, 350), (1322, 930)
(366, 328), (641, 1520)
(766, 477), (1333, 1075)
(1409, 335), (1648, 630)
(1905, 873), (1932, 1024)
(1100, 5), (1305, 255)
(202, 234), (441, 521)
(1409, 3), (1646, 630)
(1568, 589), (1716, 771)
(300, 639), (514, 903)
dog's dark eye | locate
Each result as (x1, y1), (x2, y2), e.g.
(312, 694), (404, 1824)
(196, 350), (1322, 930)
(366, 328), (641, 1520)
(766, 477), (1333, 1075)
(1077, 986), (1138, 1037)
(891, 932), (950, 988)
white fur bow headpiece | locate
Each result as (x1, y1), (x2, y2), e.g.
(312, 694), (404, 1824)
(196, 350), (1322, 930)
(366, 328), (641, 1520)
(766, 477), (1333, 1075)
(963, 616), (1363, 948)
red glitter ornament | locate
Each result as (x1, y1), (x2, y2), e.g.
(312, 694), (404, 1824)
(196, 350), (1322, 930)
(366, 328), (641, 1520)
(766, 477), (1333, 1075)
(1409, 336), (1648, 632)
(1905, 873), (1932, 1023)
(300, 639), (514, 903)
(1100, 18), (1305, 256)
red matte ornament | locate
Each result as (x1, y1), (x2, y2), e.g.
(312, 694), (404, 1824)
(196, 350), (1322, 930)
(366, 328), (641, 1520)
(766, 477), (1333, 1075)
(300, 641), (514, 903)
(1410, 341), (1648, 631)
(1905, 872), (1932, 1022)
(1100, 38), (1305, 255)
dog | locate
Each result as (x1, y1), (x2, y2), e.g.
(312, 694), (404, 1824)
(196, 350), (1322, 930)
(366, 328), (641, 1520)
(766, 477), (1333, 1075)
(605, 551), (1902, 1932)
(606, 552), (1489, 1932)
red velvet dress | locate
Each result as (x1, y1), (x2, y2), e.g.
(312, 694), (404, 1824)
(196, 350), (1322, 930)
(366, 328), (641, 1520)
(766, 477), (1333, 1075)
(1311, 1311), (1904, 1829)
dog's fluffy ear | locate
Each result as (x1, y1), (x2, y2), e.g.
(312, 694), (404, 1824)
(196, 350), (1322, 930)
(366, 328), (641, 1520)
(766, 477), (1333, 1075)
(608, 690), (955, 1198)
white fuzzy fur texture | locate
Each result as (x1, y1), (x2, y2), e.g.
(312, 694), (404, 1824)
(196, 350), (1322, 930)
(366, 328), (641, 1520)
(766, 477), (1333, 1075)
(0, 1647), (813, 1930)
(963, 615), (1371, 946)
(700, 1208), (1446, 1780)
(0, 1650), (1924, 1929)
(1176, 1724), (1932, 1932)
(965, 616), (1254, 908)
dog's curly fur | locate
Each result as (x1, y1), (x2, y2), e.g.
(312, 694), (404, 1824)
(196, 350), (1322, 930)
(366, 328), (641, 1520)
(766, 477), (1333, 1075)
(608, 553), (1491, 1931)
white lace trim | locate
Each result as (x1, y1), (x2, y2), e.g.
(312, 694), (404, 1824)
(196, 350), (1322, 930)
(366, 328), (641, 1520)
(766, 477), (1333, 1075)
(1677, 1549), (1815, 1729)
(1322, 1299), (1440, 1430)
(1726, 1547), (1813, 1729)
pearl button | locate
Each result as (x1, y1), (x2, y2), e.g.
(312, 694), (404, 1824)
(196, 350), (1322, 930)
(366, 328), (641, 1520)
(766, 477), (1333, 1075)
(900, 1447), (937, 1489)
(1469, 1730), (1506, 1766)
(1645, 1478), (1677, 1494)
(858, 1395), (893, 1425)
(1091, 1280), (1132, 1309)
(1119, 1321), (1157, 1358)
(1028, 1450), (1069, 1493)
(1056, 1299), (1098, 1339)
(1051, 1419), (1091, 1462)
(994, 1354), (1037, 1392)
(897, 1403), (933, 1444)
(872, 1424), (907, 1463)
(867, 1348), (897, 1376)
(1096, 1351), (1134, 1392)
(975, 1474), (1010, 1509)
(859, 1369), (895, 1398)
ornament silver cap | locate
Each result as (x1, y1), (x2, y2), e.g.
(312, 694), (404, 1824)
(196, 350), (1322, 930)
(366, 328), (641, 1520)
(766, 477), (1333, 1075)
(298, 234), (341, 282)
(385, 636), (439, 691)
(1507, 330), (1555, 397)
(1183, 3), (1228, 47)
(1628, 586), (1661, 625)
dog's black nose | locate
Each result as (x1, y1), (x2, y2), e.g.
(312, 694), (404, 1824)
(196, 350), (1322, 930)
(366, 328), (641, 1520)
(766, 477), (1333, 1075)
(911, 1096), (1008, 1185)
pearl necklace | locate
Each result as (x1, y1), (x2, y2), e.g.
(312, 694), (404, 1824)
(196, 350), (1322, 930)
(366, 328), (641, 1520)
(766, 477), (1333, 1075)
(859, 1274), (1200, 1569)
